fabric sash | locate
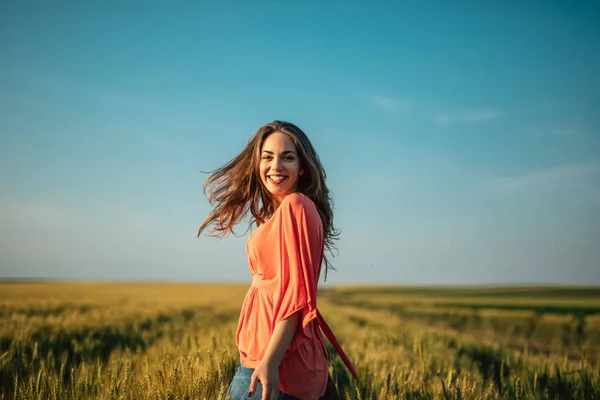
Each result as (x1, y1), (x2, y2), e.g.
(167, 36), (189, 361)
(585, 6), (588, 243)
(316, 310), (359, 381)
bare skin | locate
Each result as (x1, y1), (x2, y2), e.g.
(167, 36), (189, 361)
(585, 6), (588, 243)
(248, 311), (301, 400)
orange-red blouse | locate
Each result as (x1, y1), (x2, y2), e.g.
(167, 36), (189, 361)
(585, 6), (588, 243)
(235, 193), (356, 399)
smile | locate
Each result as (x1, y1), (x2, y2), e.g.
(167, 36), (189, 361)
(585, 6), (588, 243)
(268, 175), (288, 184)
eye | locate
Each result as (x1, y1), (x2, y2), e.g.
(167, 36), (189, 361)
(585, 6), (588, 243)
(262, 155), (273, 160)
(284, 155), (295, 161)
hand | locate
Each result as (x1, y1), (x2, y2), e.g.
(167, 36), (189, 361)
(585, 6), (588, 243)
(248, 360), (280, 400)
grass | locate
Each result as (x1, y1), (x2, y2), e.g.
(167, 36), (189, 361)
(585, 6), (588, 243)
(0, 282), (598, 399)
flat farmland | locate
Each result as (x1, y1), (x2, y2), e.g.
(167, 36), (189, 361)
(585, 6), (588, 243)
(1, 282), (598, 399)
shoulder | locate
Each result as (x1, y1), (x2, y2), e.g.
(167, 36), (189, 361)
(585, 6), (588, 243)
(279, 193), (321, 222)
(281, 192), (316, 212)
(282, 192), (313, 207)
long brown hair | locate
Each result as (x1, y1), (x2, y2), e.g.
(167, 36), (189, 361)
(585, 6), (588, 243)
(197, 120), (340, 280)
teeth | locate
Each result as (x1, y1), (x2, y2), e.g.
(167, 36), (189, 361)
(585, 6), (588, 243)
(269, 176), (286, 183)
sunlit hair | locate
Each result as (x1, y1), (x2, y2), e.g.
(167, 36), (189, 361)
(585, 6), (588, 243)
(197, 120), (340, 280)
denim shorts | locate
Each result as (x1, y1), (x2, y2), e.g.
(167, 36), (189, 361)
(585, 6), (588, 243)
(226, 364), (301, 400)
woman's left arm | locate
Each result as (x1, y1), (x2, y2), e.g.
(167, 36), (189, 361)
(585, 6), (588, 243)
(248, 310), (301, 400)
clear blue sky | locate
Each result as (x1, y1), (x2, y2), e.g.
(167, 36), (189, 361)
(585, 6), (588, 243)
(1, 1), (599, 285)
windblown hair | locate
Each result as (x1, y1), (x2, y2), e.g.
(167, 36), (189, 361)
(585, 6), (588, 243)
(197, 120), (340, 280)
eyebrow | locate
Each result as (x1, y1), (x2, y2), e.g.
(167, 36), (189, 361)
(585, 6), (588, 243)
(262, 150), (296, 155)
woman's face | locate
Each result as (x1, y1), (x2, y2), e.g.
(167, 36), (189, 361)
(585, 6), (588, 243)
(259, 131), (303, 206)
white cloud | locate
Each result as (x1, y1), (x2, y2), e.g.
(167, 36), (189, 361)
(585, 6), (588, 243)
(369, 94), (412, 112)
(528, 127), (584, 139)
(367, 93), (500, 126)
(433, 108), (501, 125)
(0, 66), (159, 114)
(487, 162), (600, 193)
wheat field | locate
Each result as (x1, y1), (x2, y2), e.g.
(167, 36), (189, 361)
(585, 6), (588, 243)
(1, 282), (598, 399)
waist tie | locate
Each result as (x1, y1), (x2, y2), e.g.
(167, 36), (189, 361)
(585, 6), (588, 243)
(252, 274), (358, 380)
(251, 274), (277, 291)
(317, 309), (359, 381)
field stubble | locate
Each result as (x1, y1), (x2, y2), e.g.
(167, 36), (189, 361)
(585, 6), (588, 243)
(0, 283), (598, 399)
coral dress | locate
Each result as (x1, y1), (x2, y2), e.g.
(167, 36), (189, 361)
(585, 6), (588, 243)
(235, 193), (357, 400)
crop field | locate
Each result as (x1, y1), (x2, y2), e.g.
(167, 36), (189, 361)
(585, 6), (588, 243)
(1, 282), (599, 399)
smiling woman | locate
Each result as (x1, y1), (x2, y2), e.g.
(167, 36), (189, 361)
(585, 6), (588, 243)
(197, 121), (357, 400)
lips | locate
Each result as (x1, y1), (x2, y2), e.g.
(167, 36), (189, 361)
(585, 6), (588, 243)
(268, 175), (288, 185)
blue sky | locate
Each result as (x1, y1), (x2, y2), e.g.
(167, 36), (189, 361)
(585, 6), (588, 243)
(1, 1), (599, 285)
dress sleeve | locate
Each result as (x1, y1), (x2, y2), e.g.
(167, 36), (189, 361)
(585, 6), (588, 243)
(271, 194), (323, 337)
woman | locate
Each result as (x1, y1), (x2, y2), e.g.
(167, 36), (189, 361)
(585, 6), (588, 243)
(198, 121), (357, 400)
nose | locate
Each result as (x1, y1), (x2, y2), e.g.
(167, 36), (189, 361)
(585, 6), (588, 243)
(271, 157), (283, 171)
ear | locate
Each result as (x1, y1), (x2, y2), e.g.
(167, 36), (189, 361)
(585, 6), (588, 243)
(299, 169), (304, 176)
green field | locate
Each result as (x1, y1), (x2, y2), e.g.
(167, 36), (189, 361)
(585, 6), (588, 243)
(1, 282), (598, 399)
